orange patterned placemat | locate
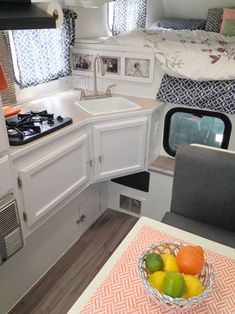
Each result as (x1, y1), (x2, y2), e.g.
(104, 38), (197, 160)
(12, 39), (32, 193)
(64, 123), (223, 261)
(81, 225), (235, 314)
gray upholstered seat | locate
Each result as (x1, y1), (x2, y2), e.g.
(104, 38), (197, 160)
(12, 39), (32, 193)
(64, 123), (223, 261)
(161, 144), (235, 248)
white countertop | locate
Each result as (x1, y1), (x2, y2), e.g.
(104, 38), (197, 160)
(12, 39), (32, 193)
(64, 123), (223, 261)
(67, 217), (235, 313)
(9, 89), (163, 158)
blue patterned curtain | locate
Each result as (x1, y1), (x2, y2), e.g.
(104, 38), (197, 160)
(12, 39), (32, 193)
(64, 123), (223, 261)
(112, 0), (146, 35)
(10, 9), (77, 89)
(157, 74), (235, 115)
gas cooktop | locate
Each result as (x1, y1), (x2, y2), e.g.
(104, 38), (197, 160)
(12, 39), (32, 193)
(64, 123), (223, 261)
(6, 110), (73, 146)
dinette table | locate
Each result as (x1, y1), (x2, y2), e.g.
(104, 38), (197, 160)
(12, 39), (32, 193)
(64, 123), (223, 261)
(67, 217), (235, 314)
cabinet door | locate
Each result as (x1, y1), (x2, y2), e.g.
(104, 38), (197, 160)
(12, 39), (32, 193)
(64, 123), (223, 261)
(78, 189), (100, 234)
(0, 155), (13, 196)
(93, 117), (148, 181)
(19, 134), (89, 227)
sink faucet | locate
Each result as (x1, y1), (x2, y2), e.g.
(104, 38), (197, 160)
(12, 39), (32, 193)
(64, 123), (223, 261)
(93, 55), (105, 97)
(79, 54), (116, 100)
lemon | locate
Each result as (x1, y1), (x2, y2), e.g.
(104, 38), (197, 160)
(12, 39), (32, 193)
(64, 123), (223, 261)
(182, 274), (204, 299)
(147, 271), (166, 293)
(145, 253), (163, 273)
(163, 272), (186, 298)
(161, 254), (179, 272)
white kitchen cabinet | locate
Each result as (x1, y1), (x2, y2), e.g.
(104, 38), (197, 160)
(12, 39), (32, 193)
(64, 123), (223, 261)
(77, 188), (101, 235)
(0, 155), (13, 196)
(93, 117), (148, 181)
(18, 133), (90, 227)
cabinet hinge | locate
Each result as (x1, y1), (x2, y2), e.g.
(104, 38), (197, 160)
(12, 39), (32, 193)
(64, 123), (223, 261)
(23, 211), (28, 223)
(87, 159), (93, 167)
(17, 177), (22, 189)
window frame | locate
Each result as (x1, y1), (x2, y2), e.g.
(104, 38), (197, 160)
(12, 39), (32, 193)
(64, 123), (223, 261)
(163, 107), (232, 157)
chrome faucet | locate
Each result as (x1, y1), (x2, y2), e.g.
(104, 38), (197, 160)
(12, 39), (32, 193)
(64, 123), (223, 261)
(79, 54), (116, 100)
(93, 55), (105, 96)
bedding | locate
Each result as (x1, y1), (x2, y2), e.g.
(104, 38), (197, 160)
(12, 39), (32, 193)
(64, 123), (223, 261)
(156, 74), (235, 115)
(103, 29), (235, 81)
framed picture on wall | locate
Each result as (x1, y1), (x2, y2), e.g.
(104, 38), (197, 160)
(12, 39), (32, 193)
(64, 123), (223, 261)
(125, 57), (150, 79)
(72, 53), (93, 72)
(100, 56), (121, 75)
(72, 47), (155, 83)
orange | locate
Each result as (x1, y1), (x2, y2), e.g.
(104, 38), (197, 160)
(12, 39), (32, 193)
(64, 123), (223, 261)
(176, 245), (204, 275)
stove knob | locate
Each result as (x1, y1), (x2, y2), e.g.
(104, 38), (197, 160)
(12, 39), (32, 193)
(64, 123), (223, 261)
(57, 115), (64, 122)
(47, 119), (54, 125)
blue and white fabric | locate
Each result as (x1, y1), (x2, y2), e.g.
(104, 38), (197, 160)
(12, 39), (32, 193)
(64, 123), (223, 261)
(10, 9), (77, 89)
(156, 74), (235, 115)
(112, 0), (146, 35)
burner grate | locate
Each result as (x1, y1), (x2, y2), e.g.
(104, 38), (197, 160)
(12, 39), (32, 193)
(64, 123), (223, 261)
(6, 110), (73, 146)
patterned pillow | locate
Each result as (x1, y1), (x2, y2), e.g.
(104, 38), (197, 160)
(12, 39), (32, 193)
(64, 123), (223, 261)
(220, 8), (235, 34)
(224, 19), (235, 36)
(205, 8), (224, 33)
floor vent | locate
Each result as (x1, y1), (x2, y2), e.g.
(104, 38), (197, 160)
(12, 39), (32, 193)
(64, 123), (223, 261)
(119, 194), (141, 214)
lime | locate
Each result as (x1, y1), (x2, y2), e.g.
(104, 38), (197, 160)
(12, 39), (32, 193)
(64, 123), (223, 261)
(182, 274), (204, 299)
(163, 272), (186, 298)
(147, 271), (166, 293)
(145, 253), (163, 273)
(161, 254), (179, 272)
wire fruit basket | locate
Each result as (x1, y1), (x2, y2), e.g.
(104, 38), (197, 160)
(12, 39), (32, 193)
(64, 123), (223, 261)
(138, 242), (215, 309)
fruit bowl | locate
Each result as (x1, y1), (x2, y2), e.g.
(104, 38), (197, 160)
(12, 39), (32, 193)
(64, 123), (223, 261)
(138, 242), (215, 309)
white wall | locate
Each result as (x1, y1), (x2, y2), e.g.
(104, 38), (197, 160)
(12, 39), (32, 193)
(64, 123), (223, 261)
(73, 0), (165, 39)
(73, 0), (235, 40)
(162, 0), (235, 19)
(146, 0), (165, 27)
(73, 4), (109, 39)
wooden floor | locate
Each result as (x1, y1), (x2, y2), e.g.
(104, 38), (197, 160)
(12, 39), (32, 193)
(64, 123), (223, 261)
(10, 209), (138, 314)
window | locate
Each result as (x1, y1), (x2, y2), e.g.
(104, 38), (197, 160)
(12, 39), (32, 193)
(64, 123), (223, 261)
(163, 108), (232, 157)
(8, 9), (77, 89)
(111, 0), (146, 35)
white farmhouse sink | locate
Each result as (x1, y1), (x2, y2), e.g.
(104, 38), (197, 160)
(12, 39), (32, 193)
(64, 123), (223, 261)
(75, 97), (141, 115)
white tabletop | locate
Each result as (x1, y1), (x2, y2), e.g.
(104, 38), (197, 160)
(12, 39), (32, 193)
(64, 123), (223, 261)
(67, 217), (235, 313)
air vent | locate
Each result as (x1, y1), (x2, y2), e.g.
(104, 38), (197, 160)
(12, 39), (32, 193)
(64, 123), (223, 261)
(119, 194), (142, 215)
(0, 194), (23, 265)
(0, 195), (19, 237)
(5, 227), (23, 257)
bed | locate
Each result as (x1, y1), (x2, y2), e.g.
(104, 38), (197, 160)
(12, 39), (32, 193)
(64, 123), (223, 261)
(74, 9), (235, 114)
(102, 28), (235, 81)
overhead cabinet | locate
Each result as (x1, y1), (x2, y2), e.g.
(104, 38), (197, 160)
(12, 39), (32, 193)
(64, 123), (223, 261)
(92, 117), (148, 181)
(18, 134), (89, 227)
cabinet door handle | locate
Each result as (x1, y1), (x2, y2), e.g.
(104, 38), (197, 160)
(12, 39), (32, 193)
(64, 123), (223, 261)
(98, 156), (103, 163)
(86, 159), (93, 167)
(76, 214), (86, 224)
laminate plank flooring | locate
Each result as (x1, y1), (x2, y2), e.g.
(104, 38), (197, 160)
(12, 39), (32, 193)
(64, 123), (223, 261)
(9, 209), (138, 314)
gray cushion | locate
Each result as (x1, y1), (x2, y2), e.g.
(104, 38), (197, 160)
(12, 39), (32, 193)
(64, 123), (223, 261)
(162, 212), (235, 248)
(159, 18), (205, 30)
(171, 145), (235, 232)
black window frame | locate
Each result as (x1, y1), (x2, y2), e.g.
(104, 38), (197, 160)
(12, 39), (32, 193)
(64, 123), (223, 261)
(163, 107), (232, 157)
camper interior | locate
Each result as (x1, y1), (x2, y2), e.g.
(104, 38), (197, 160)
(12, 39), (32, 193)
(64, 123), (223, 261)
(0, 0), (235, 313)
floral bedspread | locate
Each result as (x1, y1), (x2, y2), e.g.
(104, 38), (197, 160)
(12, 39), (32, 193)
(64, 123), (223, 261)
(104, 29), (235, 81)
